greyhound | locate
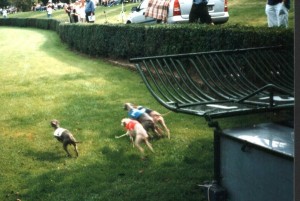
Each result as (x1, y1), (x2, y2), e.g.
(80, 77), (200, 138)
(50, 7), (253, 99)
(116, 118), (154, 154)
(135, 105), (171, 139)
(124, 103), (161, 137)
(50, 119), (79, 157)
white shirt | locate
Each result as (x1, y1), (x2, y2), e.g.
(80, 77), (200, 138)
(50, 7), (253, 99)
(3, 9), (7, 16)
(47, 6), (53, 14)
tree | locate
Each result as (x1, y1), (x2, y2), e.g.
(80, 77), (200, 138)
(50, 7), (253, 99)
(13, 0), (33, 11)
(0, 0), (12, 8)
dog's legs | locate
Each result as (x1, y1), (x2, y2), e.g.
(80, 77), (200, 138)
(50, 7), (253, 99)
(158, 119), (170, 139)
(152, 126), (161, 137)
(135, 144), (144, 154)
(134, 136), (145, 154)
(63, 143), (71, 157)
(144, 139), (154, 153)
(73, 143), (79, 157)
(155, 125), (164, 136)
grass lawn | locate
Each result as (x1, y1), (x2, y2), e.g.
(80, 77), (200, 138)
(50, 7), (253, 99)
(0, 27), (218, 201)
(0, 26), (284, 201)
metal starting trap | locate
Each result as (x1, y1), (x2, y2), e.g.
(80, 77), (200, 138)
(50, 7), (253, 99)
(130, 46), (294, 201)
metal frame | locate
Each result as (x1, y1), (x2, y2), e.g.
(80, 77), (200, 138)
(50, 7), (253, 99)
(130, 46), (294, 120)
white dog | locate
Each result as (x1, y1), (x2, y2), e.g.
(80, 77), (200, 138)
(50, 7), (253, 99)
(116, 118), (154, 154)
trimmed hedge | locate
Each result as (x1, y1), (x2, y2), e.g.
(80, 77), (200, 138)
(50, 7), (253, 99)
(0, 18), (294, 60)
(0, 18), (60, 31)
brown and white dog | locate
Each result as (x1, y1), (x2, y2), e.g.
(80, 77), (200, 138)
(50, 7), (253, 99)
(133, 104), (170, 139)
(124, 103), (161, 138)
(50, 119), (79, 157)
(116, 118), (154, 154)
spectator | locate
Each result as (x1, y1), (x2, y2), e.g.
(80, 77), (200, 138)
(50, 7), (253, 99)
(71, 1), (80, 23)
(85, 0), (95, 23)
(46, 3), (53, 18)
(32, 3), (36, 11)
(64, 3), (72, 22)
(79, 3), (86, 22)
(189, 0), (214, 25)
(2, 8), (7, 18)
(101, 0), (108, 6)
(265, 0), (290, 28)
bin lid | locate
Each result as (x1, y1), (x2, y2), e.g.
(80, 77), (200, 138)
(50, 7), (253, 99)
(222, 123), (294, 158)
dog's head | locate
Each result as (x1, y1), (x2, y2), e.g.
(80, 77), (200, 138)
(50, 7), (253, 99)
(50, 119), (60, 128)
(124, 103), (133, 111)
(121, 118), (131, 127)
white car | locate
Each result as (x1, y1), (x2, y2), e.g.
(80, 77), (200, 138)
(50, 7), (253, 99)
(126, 0), (229, 24)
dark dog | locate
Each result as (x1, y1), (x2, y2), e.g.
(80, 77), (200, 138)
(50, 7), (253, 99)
(124, 103), (161, 137)
(135, 105), (170, 139)
(50, 119), (79, 157)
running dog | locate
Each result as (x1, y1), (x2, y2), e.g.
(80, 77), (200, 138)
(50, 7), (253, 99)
(135, 105), (170, 139)
(124, 103), (161, 137)
(116, 118), (154, 154)
(50, 119), (79, 157)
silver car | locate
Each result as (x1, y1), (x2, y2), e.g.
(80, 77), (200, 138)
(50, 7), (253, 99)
(126, 0), (229, 24)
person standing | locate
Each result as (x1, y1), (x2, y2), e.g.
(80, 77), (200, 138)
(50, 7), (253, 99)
(71, 1), (80, 23)
(85, 0), (95, 23)
(189, 0), (214, 25)
(64, 3), (72, 22)
(265, 0), (290, 28)
(2, 8), (7, 18)
(46, 3), (53, 18)
(79, 3), (86, 23)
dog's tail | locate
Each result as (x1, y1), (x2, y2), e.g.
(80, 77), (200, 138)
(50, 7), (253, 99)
(161, 111), (172, 116)
(115, 133), (128, 139)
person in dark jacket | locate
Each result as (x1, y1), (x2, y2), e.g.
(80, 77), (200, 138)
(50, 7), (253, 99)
(189, 0), (214, 25)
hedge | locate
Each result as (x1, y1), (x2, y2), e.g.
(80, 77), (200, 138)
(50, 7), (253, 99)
(0, 18), (294, 60)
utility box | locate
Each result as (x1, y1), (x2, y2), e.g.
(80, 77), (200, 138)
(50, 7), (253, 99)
(218, 122), (294, 201)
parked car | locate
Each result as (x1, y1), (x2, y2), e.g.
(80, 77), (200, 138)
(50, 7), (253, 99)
(126, 0), (229, 24)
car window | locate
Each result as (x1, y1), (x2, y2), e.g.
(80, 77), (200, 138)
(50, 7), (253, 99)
(139, 0), (149, 10)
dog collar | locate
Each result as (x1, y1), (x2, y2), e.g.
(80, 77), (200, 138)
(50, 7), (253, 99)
(54, 128), (66, 137)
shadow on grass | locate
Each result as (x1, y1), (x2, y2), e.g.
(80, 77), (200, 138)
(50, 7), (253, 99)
(17, 137), (213, 201)
(25, 149), (65, 162)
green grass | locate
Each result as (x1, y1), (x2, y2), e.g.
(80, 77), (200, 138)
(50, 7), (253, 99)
(0, 26), (286, 201)
(8, 0), (295, 27)
(0, 26), (218, 201)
